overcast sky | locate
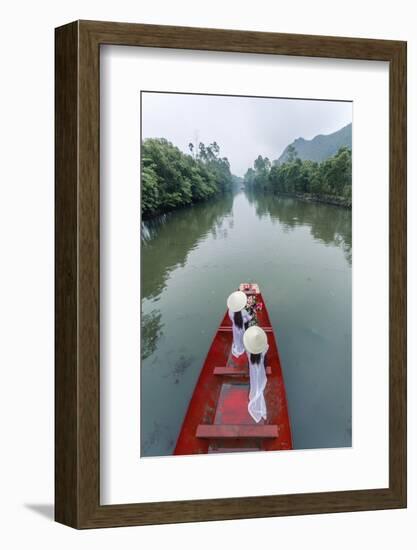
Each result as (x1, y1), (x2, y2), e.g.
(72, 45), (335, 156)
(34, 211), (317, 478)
(142, 92), (352, 177)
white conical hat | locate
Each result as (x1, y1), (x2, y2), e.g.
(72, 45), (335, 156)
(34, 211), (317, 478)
(227, 290), (247, 312)
(244, 325), (268, 354)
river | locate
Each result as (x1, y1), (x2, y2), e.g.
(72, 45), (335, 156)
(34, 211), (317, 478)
(141, 189), (352, 457)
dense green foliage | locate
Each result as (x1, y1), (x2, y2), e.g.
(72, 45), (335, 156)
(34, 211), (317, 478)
(244, 146), (352, 205)
(276, 123), (352, 164)
(142, 138), (233, 217)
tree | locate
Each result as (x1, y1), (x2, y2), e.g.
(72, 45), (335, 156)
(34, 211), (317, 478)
(286, 144), (298, 163)
(141, 138), (233, 218)
(244, 146), (351, 206)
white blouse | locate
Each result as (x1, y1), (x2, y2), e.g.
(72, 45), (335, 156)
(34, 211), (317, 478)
(247, 345), (269, 423)
(228, 308), (252, 357)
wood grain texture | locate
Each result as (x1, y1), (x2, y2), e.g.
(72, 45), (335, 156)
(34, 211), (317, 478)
(55, 21), (79, 527)
(55, 20), (407, 529)
(388, 41), (407, 505)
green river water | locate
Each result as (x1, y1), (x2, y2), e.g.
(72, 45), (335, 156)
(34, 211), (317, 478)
(141, 189), (352, 457)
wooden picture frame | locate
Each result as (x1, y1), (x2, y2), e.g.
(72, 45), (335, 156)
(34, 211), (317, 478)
(55, 20), (407, 528)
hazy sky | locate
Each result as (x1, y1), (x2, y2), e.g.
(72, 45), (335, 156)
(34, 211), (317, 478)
(142, 92), (352, 177)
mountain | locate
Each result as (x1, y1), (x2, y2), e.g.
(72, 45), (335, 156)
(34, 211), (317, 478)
(275, 123), (352, 165)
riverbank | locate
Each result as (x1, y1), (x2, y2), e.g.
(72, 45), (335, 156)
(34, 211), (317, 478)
(142, 191), (235, 222)
(275, 191), (351, 209)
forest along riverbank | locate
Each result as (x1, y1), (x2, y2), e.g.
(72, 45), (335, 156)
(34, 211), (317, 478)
(244, 146), (352, 209)
(141, 138), (239, 219)
(141, 189), (352, 457)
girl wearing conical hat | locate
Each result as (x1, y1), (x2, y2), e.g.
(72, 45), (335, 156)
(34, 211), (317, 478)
(227, 290), (252, 358)
(244, 326), (269, 423)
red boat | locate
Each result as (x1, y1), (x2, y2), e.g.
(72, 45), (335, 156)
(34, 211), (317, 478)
(174, 283), (292, 455)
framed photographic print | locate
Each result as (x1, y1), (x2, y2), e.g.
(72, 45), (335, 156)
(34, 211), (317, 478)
(55, 20), (406, 528)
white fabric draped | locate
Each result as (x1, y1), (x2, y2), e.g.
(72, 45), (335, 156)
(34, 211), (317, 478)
(228, 308), (251, 357)
(247, 345), (269, 423)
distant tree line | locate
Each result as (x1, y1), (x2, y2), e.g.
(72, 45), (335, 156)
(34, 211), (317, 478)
(142, 138), (233, 218)
(244, 146), (352, 207)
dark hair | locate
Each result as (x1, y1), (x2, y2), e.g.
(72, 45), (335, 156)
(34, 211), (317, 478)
(233, 310), (243, 329)
(250, 352), (261, 365)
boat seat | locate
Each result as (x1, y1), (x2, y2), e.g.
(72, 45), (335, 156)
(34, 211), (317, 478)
(213, 366), (272, 376)
(218, 326), (272, 332)
(209, 447), (260, 453)
(196, 424), (278, 439)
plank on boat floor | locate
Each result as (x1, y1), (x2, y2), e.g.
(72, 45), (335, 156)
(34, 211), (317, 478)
(196, 424), (278, 439)
(214, 366), (272, 376)
(208, 446), (261, 453)
(218, 326), (272, 332)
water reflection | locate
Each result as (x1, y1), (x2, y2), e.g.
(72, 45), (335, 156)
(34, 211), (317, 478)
(162, 353), (196, 385)
(141, 194), (234, 301)
(141, 194), (233, 361)
(141, 310), (163, 360)
(246, 190), (352, 265)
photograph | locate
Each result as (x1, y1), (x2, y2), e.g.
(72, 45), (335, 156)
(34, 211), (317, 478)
(140, 91), (352, 457)
(0, 0), (409, 539)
